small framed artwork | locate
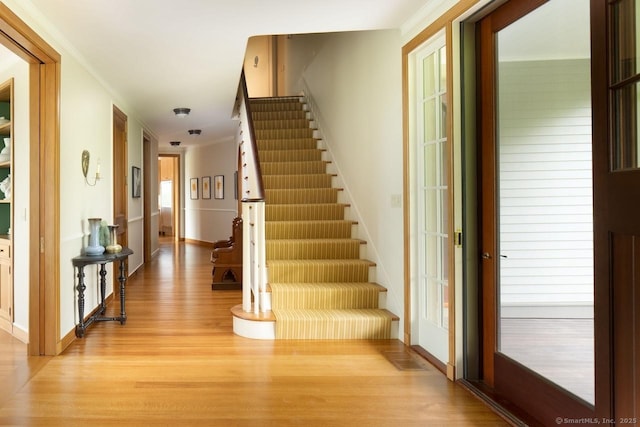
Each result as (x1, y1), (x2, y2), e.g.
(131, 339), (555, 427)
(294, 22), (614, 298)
(132, 166), (141, 198)
(214, 175), (224, 199)
(202, 176), (211, 199)
(190, 178), (199, 200)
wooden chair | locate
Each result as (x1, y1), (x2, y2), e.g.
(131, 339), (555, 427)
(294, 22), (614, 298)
(211, 217), (243, 290)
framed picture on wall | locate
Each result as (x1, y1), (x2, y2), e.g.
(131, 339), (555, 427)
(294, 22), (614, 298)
(214, 175), (224, 199)
(202, 176), (211, 199)
(132, 166), (141, 198)
(190, 178), (198, 200)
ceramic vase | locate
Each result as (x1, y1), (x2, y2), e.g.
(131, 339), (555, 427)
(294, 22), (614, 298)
(85, 217), (105, 256)
(0, 138), (9, 163)
(106, 224), (122, 253)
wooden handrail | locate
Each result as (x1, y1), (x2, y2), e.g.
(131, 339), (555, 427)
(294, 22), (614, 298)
(238, 70), (264, 202)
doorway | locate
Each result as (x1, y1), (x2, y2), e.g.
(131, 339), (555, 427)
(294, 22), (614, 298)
(476, 0), (595, 422)
(409, 30), (454, 372)
(0, 5), (60, 356)
(113, 106), (128, 252)
(158, 154), (180, 242)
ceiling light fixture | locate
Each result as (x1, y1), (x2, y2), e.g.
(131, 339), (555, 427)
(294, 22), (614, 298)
(188, 129), (202, 136)
(173, 107), (191, 117)
(169, 141), (181, 146)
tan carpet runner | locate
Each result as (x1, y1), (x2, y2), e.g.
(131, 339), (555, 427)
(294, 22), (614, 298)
(250, 97), (395, 339)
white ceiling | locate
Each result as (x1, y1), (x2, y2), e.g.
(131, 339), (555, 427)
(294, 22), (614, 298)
(21, 0), (429, 148)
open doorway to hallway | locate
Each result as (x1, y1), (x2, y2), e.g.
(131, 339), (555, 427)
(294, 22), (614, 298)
(158, 154), (180, 242)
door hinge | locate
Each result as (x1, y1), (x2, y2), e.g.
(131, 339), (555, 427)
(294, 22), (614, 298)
(40, 236), (45, 253)
(454, 229), (463, 247)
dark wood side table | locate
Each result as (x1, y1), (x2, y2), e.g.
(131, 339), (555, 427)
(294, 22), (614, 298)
(72, 247), (133, 338)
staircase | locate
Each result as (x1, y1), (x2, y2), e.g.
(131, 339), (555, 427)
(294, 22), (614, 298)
(242, 96), (397, 339)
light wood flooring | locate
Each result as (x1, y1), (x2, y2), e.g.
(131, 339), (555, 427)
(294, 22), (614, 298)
(0, 240), (508, 426)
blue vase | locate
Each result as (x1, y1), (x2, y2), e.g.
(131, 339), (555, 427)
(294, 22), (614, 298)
(85, 218), (105, 256)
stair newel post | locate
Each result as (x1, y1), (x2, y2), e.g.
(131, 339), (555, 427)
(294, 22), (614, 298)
(242, 202), (252, 313)
(250, 203), (260, 315)
(257, 201), (267, 312)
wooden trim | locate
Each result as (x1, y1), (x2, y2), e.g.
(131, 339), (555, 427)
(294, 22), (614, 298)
(477, 10), (497, 387)
(172, 156), (180, 242)
(28, 62), (40, 356)
(445, 22), (456, 381)
(401, 38), (411, 346)
(143, 132), (152, 262)
(0, 4), (60, 63)
(402, 0), (481, 56)
(41, 61), (60, 356)
(590, 0), (613, 419)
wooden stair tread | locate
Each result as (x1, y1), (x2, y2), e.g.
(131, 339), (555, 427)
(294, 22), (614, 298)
(231, 304), (276, 322)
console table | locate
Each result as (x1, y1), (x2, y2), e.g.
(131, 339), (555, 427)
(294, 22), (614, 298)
(72, 247), (133, 337)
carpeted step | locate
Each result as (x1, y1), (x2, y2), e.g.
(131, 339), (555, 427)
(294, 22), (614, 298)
(260, 161), (328, 176)
(256, 138), (318, 151)
(252, 110), (307, 121)
(253, 119), (310, 130)
(250, 100), (303, 112)
(266, 220), (354, 239)
(247, 95), (393, 340)
(265, 188), (340, 204)
(255, 128), (313, 140)
(266, 204), (347, 221)
(267, 238), (363, 260)
(270, 282), (385, 309)
(268, 259), (374, 283)
(263, 174), (333, 190)
(273, 308), (394, 339)
(259, 149), (323, 163)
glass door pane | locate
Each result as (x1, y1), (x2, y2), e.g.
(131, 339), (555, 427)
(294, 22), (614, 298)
(415, 32), (449, 363)
(495, 0), (594, 404)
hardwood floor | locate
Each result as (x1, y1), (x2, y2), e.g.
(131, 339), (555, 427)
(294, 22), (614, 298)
(0, 240), (508, 426)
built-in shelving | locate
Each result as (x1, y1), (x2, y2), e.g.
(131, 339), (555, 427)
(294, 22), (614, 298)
(0, 78), (13, 334)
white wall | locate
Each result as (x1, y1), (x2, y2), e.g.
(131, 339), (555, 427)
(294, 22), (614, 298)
(285, 30), (406, 337)
(183, 139), (238, 243)
(3, 0), (151, 340)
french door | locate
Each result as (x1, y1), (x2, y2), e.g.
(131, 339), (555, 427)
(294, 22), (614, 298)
(411, 31), (452, 367)
(478, 0), (597, 422)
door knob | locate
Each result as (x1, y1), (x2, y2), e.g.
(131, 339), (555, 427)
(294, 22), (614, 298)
(482, 252), (491, 259)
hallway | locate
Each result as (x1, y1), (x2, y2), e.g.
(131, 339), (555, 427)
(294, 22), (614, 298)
(0, 241), (507, 426)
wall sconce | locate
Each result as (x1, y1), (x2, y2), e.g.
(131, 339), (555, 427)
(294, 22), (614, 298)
(173, 107), (191, 117)
(81, 150), (101, 186)
(188, 129), (202, 136)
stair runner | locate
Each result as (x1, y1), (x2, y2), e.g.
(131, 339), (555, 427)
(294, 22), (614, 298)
(250, 97), (395, 339)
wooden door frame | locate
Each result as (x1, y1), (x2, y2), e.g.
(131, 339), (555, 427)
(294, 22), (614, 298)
(113, 105), (128, 246)
(143, 131), (152, 262)
(0, 4), (60, 356)
(158, 153), (180, 241)
(402, 0), (481, 380)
